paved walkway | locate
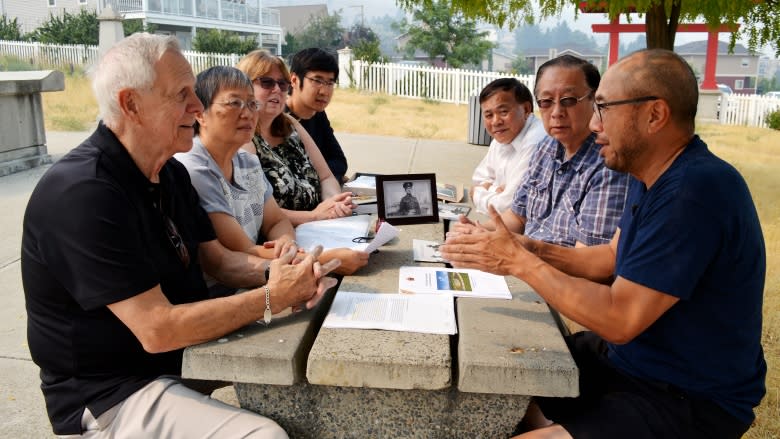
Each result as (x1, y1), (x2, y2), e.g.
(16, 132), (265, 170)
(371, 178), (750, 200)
(0, 130), (487, 437)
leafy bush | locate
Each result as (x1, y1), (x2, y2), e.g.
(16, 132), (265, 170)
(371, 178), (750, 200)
(28, 10), (98, 45)
(0, 14), (23, 40)
(192, 29), (257, 55)
(766, 109), (780, 130)
(123, 19), (158, 37)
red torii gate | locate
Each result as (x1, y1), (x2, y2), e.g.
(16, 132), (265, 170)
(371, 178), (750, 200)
(579, 3), (738, 90)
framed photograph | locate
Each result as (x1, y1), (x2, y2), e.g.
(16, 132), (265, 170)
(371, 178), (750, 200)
(376, 173), (439, 225)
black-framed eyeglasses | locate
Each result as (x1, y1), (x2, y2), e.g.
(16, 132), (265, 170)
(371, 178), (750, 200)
(593, 96), (659, 122)
(536, 91), (592, 110)
(163, 215), (191, 269)
(305, 76), (337, 89)
(253, 76), (291, 92)
(217, 97), (262, 112)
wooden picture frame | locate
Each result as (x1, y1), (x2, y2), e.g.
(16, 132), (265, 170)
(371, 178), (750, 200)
(376, 173), (439, 225)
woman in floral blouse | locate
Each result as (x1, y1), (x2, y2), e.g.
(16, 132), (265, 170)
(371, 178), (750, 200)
(238, 49), (368, 274)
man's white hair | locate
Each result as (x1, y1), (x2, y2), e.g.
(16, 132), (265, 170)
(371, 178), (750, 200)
(90, 33), (180, 128)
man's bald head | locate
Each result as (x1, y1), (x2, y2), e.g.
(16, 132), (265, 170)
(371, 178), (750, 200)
(612, 49), (699, 133)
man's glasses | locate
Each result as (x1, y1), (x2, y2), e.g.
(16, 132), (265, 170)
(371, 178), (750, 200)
(592, 96), (659, 122)
(305, 76), (337, 89)
(253, 76), (291, 92)
(163, 215), (191, 269)
(536, 92), (592, 110)
(217, 97), (262, 112)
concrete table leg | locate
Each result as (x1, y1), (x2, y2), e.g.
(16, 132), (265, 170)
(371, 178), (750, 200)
(235, 382), (529, 439)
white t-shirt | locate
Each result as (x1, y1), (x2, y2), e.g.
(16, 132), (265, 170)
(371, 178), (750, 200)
(471, 114), (546, 214)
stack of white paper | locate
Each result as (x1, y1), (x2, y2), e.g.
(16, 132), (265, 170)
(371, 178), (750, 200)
(322, 291), (457, 334)
(344, 175), (377, 196)
(295, 215), (398, 253)
(295, 215), (372, 251)
(398, 266), (512, 299)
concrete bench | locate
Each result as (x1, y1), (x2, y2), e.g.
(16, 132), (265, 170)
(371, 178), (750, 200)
(0, 70), (64, 176)
(182, 221), (578, 438)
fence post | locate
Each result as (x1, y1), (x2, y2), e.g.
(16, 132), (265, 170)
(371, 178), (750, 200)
(337, 47), (353, 89)
(98, 6), (124, 59)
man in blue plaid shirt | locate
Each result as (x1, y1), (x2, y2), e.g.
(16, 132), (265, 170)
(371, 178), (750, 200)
(453, 55), (628, 248)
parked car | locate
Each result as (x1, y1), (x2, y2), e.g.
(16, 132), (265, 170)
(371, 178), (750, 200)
(717, 83), (734, 94)
(716, 84), (734, 119)
(765, 91), (780, 99)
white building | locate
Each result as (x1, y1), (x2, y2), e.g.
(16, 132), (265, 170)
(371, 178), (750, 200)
(0, 0), (283, 52)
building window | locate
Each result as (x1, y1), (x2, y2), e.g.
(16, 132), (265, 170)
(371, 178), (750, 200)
(735, 79), (744, 90)
(741, 58), (750, 68)
(47, 0), (55, 6)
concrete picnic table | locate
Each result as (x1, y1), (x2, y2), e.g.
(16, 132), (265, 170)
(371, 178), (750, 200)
(182, 218), (578, 438)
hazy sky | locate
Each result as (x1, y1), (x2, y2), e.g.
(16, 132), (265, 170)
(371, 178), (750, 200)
(326, 0), (775, 56)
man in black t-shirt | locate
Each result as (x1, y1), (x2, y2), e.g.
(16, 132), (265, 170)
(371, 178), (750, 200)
(22, 33), (338, 437)
(287, 47), (349, 182)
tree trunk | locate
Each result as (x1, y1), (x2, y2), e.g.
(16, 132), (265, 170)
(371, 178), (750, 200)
(644, 1), (681, 50)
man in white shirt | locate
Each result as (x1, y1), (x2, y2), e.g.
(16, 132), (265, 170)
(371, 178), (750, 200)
(471, 78), (547, 214)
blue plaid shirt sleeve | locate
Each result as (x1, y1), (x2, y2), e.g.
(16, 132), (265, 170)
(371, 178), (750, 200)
(570, 165), (630, 246)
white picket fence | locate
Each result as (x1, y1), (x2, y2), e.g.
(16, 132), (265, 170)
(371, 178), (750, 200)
(0, 40), (99, 68)
(0, 39), (240, 74)
(3, 39), (779, 128)
(348, 59), (535, 105)
(719, 94), (780, 128)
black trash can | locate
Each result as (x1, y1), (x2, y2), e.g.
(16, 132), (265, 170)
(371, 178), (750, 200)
(467, 95), (491, 145)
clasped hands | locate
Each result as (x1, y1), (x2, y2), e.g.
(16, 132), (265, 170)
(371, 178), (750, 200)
(314, 191), (357, 220)
(264, 243), (340, 313)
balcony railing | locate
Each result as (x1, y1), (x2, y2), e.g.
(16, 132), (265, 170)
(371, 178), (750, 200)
(103, 0), (280, 27)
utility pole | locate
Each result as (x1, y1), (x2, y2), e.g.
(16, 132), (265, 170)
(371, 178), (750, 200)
(349, 4), (364, 28)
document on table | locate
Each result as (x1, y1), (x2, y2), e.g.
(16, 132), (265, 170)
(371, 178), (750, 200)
(354, 221), (399, 253)
(295, 215), (372, 251)
(295, 215), (398, 253)
(412, 239), (447, 263)
(322, 291), (457, 335)
(398, 266), (512, 299)
(344, 175), (377, 196)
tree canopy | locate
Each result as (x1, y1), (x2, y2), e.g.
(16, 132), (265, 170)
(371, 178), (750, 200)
(285, 11), (345, 55)
(397, 0), (495, 68)
(398, 0), (780, 55)
(347, 24), (386, 63)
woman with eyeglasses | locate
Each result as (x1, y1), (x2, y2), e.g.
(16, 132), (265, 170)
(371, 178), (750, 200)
(175, 66), (304, 296)
(237, 50), (368, 275)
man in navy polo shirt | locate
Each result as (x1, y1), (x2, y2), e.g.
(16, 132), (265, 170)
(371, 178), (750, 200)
(442, 49), (766, 438)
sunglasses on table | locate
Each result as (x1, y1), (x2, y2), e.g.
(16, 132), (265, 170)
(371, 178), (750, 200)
(253, 76), (291, 92)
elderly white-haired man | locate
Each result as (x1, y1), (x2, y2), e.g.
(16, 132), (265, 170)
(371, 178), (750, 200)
(22, 33), (338, 438)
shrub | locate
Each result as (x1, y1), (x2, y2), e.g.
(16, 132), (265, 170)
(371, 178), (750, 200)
(766, 109), (780, 130)
(0, 14), (23, 40)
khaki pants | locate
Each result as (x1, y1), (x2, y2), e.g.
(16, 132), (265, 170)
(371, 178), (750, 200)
(60, 378), (288, 439)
